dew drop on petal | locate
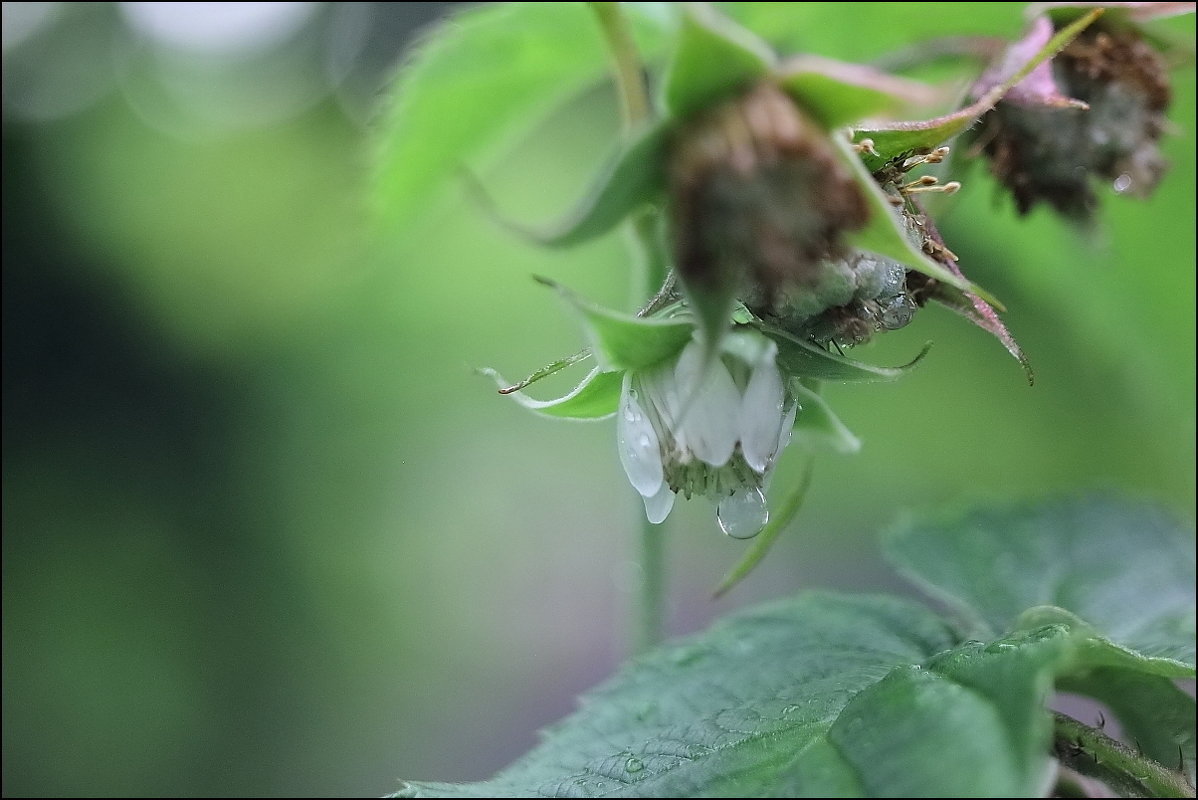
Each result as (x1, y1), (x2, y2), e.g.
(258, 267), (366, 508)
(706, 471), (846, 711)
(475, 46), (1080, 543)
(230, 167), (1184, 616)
(717, 487), (768, 539)
(643, 484), (675, 524)
(1112, 173), (1133, 194)
(618, 375), (663, 497)
(739, 360), (786, 473)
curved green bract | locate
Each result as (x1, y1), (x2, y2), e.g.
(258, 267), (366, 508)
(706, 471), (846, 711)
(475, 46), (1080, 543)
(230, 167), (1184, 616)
(791, 383), (861, 454)
(537, 278), (693, 371)
(482, 123), (671, 247)
(661, 3), (775, 119)
(828, 135), (1004, 308)
(765, 324), (931, 382)
(777, 56), (941, 130)
(480, 365), (622, 420)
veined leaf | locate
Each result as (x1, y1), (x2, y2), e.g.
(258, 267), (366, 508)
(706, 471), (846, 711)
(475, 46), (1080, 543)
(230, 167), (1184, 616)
(393, 596), (1111, 798)
(884, 494), (1196, 669)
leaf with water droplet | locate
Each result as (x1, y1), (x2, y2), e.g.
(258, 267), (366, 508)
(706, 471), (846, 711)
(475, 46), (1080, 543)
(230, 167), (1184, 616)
(387, 591), (1153, 798)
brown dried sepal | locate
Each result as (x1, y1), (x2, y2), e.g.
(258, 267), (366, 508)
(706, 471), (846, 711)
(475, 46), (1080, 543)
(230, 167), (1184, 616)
(667, 81), (869, 307)
(979, 23), (1171, 219)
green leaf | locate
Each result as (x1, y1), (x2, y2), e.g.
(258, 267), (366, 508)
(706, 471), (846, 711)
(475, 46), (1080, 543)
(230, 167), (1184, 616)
(883, 494), (1196, 667)
(482, 122), (671, 247)
(849, 9), (1103, 170)
(827, 134), (1004, 308)
(764, 323), (932, 382)
(776, 56), (942, 130)
(791, 382), (861, 454)
(374, 2), (613, 229)
(537, 278), (693, 371)
(392, 595), (1095, 798)
(661, 3), (775, 120)
(480, 365), (622, 420)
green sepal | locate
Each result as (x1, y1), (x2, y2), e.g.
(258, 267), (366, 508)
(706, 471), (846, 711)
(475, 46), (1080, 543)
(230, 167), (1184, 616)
(480, 365), (622, 420)
(791, 383), (862, 454)
(661, 3), (775, 119)
(537, 278), (693, 371)
(828, 134), (1004, 308)
(473, 122), (671, 247)
(765, 323), (932, 382)
(776, 56), (942, 130)
(850, 9), (1104, 170)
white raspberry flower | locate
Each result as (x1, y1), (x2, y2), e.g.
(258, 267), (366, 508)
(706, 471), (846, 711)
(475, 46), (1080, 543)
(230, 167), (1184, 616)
(617, 332), (796, 538)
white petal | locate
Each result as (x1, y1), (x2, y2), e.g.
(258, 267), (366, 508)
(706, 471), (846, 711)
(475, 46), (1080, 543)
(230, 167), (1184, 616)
(717, 487), (768, 539)
(739, 353), (786, 473)
(673, 341), (739, 467)
(617, 372), (663, 497)
(642, 483), (676, 524)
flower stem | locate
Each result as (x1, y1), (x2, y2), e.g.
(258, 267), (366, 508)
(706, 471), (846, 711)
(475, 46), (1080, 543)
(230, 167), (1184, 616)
(588, 2), (650, 131)
(633, 514), (666, 655)
(590, 2), (668, 654)
(1052, 712), (1195, 798)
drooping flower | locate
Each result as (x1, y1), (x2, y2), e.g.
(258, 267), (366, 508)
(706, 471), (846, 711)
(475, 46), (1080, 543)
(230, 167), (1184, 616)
(480, 5), (1105, 541)
(618, 332), (796, 537)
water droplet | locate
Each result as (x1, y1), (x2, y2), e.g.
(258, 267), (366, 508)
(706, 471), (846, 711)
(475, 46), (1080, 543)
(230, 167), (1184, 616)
(1113, 173), (1133, 194)
(717, 487), (768, 539)
(625, 757), (644, 774)
(782, 704), (800, 716)
(638, 434), (651, 447)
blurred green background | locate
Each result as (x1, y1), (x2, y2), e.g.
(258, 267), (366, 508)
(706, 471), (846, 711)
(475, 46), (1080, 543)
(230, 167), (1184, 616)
(2, 3), (1193, 796)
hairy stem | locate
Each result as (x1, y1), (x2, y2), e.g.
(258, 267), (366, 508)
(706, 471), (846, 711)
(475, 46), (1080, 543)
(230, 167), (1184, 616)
(1053, 712), (1195, 798)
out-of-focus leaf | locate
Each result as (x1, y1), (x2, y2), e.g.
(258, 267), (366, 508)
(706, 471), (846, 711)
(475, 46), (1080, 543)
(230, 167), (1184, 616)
(661, 3), (775, 119)
(480, 365), (622, 420)
(884, 494), (1196, 667)
(374, 2), (670, 232)
(537, 278), (692, 371)
(850, 9), (1103, 169)
(765, 323), (932, 382)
